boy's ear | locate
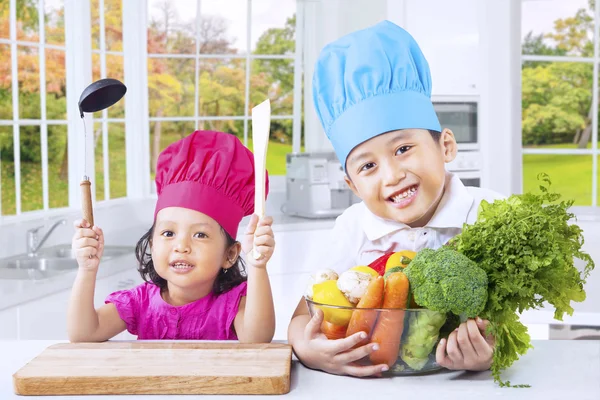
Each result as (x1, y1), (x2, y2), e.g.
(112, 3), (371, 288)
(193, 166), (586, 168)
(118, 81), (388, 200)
(440, 128), (458, 163)
(344, 175), (361, 198)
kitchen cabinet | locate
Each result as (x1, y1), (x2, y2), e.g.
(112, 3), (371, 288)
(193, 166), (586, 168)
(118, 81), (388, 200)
(389, 0), (481, 96)
(8, 268), (141, 340)
(0, 307), (18, 340)
(271, 272), (311, 341)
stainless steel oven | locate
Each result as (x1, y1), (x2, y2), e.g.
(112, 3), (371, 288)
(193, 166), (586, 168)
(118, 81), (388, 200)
(433, 99), (482, 187)
(433, 101), (478, 150)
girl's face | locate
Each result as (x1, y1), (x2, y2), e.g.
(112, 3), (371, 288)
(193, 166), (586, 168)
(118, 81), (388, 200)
(152, 207), (239, 297)
(344, 128), (457, 228)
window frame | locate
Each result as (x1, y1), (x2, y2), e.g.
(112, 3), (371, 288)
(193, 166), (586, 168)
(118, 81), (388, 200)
(145, 0), (304, 190)
(0, 0), (69, 218)
(520, 0), (600, 207)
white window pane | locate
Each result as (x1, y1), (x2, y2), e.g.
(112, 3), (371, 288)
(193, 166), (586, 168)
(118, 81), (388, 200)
(45, 0), (65, 45)
(148, 57), (195, 117)
(106, 54), (124, 119)
(248, 118), (292, 176)
(198, 0), (247, 54)
(148, 120), (195, 180)
(108, 122), (126, 199)
(46, 49), (66, 120)
(249, 58), (293, 116)
(104, 0), (123, 51)
(18, 45), (41, 120)
(0, 126), (16, 215)
(198, 58), (246, 117)
(523, 154), (592, 206)
(47, 124), (68, 208)
(522, 0), (593, 57)
(16, 0), (39, 42)
(148, 0), (197, 54)
(20, 125), (43, 212)
(1, 0), (10, 39)
(0, 44), (12, 119)
(522, 61), (593, 149)
(251, 0), (295, 55)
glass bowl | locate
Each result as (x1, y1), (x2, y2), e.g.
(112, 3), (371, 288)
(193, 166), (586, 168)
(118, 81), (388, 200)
(305, 298), (459, 375)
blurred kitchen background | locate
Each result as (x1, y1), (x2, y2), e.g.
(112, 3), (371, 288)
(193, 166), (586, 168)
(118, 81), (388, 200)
(0, 0), (599, 342)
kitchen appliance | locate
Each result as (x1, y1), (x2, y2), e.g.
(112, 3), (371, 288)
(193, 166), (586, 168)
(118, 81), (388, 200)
(77, 78), (127, 226)
(445, 150), (482, 187)
(434, 100), (482, 187)
(284, 152), (360, 219)
(13, 342), (292, 395)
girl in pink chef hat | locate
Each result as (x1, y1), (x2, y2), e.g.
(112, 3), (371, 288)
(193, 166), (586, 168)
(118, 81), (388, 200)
(67, 130), (276, 343)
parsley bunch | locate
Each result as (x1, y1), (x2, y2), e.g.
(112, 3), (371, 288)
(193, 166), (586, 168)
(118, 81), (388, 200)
(448, 174), (595, 387)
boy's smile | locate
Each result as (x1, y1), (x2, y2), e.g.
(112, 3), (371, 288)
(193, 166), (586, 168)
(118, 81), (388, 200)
(387, 184), (418, 208)
(344, 128), (457, 227)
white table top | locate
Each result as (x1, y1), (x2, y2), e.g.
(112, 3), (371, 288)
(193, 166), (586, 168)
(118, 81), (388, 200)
(2, 340), (599, 399)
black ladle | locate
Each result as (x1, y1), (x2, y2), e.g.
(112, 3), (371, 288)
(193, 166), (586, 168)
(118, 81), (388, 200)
(77, 78), (127, 227)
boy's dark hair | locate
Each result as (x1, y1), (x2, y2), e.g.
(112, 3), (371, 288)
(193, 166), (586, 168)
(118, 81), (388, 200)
(135, 224), (247, 295)
(429, 129), (442, 142)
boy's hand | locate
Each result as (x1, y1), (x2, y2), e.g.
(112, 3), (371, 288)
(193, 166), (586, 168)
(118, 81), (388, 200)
(297, 308), (389, 377)
(72, 219), (104, 272)
(242, 215), (275, 269)
(436, 317), (494, 371)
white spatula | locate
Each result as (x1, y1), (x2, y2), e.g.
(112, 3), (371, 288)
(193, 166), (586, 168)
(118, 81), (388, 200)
(251, 99), (271, 259)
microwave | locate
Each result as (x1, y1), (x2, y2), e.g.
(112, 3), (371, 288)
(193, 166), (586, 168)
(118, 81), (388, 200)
(433, 101), (478, 150)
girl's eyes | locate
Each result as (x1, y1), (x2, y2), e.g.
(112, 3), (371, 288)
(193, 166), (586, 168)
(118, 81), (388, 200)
(160, 231), (207, 238)
(395, 145), (412, 155)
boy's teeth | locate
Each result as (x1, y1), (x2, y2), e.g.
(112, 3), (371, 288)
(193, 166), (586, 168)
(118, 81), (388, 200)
(391, 187), (416, 202)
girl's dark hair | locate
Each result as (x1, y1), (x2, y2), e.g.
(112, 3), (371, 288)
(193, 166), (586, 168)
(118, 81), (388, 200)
(135, 224), (247, 295)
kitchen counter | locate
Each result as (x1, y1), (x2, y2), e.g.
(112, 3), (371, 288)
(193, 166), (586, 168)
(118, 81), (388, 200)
(2, 340), (599, 399)
(0, 214), (335, 312)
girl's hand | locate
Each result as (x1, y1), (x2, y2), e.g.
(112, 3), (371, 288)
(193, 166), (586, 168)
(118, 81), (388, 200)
(297, 308), (389, 377)
(72, 219), (104, 271)
(436, 317), (494, 371)
(242, 214), (275, 269)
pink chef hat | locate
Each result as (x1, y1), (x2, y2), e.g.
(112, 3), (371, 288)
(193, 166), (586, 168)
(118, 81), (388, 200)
(154, 130), (269, 238)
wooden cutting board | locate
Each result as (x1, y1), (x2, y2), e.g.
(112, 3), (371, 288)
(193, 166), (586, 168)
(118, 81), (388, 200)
(13, 342), (293, 395)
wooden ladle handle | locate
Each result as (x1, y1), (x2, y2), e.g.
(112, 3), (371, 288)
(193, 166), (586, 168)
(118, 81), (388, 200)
(80, 179), (94, 227)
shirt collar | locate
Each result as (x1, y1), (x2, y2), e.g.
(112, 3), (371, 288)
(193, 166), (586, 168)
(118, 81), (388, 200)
(361, 172), (474, 241)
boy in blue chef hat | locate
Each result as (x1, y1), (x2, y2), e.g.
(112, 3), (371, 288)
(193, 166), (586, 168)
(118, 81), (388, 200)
(288, 21), (502, 376)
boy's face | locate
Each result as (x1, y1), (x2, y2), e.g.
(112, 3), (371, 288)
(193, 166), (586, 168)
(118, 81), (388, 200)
(344, 128), (457, 227)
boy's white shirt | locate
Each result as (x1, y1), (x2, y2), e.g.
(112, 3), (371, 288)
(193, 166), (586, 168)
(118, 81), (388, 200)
(310, 172), (505, 274)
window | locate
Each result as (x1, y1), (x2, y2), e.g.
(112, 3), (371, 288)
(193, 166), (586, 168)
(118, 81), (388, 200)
(521, 0), (599, 206)
(146, 0), (302, 184)
(0, 0), (68, 216)
(90, 0), (126, 200)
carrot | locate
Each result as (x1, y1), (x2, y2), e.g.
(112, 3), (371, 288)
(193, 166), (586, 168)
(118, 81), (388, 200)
(345, 276), (384, 346)
(320, 320), (348, 340)
(369, 271), (410, 367)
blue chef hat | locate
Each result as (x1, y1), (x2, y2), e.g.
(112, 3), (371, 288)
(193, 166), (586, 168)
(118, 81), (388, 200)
(312, 20), (441, 169)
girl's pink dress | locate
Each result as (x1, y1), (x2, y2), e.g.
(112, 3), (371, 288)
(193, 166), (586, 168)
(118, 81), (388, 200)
(105, 281), (247, 340)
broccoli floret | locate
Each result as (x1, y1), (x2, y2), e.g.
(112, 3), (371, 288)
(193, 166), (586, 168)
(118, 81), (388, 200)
(404, 247), (488, 318)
